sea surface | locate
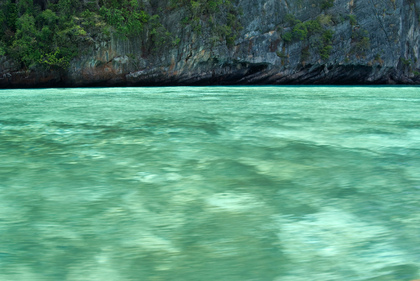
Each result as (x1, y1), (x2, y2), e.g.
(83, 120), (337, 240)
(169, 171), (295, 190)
(0, 86), (419, 281)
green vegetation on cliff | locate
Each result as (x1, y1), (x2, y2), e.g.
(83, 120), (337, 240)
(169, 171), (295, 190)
(281, 14), (334, 61)
(0, 0), (243, 71)
(170, 0), (242, 47)
(0, 0), (162, 70)
(1, 0), (420, 86)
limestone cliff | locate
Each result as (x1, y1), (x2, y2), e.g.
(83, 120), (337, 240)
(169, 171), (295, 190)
(1, 0), (420, 87)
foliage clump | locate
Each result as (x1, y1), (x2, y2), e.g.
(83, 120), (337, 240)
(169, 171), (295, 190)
(320, 30), (334, 60)
(98, 0), (149, 37)
(281, 14), (334, 61)
(172, 0), (243, 48)
(348, 14), (357, 26)
(350, 27), (370, 56)
(321, 0), (334, 10)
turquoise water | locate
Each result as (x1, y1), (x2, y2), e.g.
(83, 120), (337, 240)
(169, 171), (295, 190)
(0, 86), (419, 281)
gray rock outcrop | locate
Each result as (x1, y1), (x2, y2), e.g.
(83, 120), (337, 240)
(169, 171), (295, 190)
(1, 0), (420, 87)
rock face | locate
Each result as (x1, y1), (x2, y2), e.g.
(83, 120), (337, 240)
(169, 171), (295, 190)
(1, 0), (420, 87)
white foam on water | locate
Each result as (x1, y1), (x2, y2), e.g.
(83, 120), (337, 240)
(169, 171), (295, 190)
(274, 207), (418, 280)
(205, 192), (264, 213)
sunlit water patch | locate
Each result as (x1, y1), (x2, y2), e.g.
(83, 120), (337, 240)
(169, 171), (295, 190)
(0, 86), (419, 280)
